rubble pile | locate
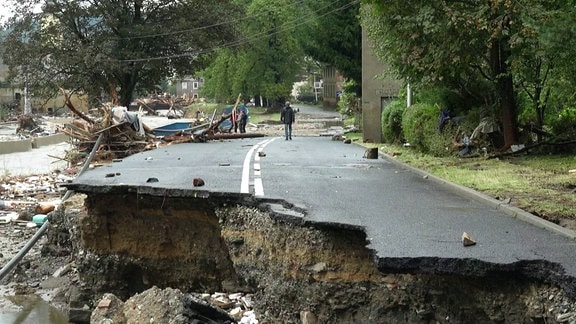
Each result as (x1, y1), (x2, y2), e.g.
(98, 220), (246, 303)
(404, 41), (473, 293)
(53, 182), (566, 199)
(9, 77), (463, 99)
(91, 287), (259, 324)
(0, 172), (71, 261)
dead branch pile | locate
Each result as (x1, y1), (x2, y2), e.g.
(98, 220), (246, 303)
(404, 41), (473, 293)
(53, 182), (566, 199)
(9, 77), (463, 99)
(59, 91), (156, 164)
(135, 94), (196, 117)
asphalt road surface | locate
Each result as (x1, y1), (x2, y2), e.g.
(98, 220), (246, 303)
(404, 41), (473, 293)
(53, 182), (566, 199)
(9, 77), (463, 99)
(68, 132), (576, 291)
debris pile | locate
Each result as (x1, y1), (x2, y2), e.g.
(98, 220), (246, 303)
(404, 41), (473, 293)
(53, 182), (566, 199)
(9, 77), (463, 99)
(91, 287), (259, 324)
(0, 173), (71, 260)
(61, 104), (154, 164)
(134, 94), (199, 119)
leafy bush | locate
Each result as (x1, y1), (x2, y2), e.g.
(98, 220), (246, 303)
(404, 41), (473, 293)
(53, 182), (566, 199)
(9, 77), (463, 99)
(549, 106), (576, 137)
(401, 103), (454, 156)
(413, 87), (468, 116)
(381, 100), (405, 144)
(337, 80), (359, 117)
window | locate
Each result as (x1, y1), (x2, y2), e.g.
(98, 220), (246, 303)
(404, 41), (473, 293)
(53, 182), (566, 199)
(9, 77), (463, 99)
(193, 82), (199, 89)
(181, 82), (188, 90)
(193, 93), (198, 99)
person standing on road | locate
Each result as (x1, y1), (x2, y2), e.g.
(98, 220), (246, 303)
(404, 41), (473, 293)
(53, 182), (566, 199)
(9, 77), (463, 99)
(239, 107), (248, 133)
(281, 101), (295, 140)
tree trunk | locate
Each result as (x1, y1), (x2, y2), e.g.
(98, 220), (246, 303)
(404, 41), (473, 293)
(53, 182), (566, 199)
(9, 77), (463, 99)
(119, 71), (138, 108)
(499, 73), (519, 149)
(490, 38), (519, 149)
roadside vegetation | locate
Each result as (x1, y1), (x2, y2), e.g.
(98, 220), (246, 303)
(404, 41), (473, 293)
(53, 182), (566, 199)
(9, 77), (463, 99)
(344, 2), (576, 230)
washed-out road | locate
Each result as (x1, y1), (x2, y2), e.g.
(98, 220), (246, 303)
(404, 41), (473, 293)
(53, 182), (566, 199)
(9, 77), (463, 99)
(68, 110), (576, 295)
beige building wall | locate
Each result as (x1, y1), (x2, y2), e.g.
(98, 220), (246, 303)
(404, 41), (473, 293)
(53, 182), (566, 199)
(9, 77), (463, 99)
(0, 58), (19, 106)
(361, 26), (402, 143)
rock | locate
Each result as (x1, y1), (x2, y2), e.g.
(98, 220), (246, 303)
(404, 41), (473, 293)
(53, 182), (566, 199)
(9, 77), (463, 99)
(462, 232), (477, 247)
(193, 178), (205, 187)
(68, 306), (92, 323)
(52, 263), (72, 277)
(123, 286), (188, 324)
(300, 310), (318, 324)
(363, 147), (378, 159)
(309, 262), (327, 273)
(90, 293), (126, 324)
(35, 203), (55, 214)
(332, 134), (343, 141)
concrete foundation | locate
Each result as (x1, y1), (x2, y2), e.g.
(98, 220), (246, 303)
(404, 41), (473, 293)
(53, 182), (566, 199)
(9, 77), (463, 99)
(0, 138), (32, 154)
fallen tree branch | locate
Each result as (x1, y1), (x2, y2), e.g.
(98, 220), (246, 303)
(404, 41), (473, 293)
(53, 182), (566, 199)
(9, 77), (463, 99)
(60, 88), (94, 125)
(488, 138), (576, 159)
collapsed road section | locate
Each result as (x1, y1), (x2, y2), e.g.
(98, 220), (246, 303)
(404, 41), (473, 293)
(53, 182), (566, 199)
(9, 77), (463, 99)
(53, 180), (576, 323)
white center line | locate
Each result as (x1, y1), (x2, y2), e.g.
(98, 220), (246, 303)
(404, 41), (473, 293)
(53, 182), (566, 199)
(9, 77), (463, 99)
(241, 138), (277, 195)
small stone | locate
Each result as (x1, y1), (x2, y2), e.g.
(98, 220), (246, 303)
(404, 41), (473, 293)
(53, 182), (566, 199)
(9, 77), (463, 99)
(193, 178), (205, 187)
(97, 299), (111, 308)
(300, 310), (318, 324)
(229, 292), (243, 300)
(462, 232), (477, 246)
(309, 262), (327, 273)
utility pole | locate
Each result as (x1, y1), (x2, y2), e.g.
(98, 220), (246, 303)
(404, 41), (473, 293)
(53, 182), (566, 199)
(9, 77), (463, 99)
(23, 68), (32, 115)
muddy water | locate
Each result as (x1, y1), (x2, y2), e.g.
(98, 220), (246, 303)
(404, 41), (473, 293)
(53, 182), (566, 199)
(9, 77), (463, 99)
(0, 295), (67, 324)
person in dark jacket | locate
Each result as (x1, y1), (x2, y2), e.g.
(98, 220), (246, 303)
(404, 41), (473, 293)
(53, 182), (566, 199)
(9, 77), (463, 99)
(238, 107), (248, 133)
(280, 101), (295, 140)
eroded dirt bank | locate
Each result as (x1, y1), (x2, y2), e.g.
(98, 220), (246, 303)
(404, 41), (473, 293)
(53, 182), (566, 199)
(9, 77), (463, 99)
(39, 191), (576, 323)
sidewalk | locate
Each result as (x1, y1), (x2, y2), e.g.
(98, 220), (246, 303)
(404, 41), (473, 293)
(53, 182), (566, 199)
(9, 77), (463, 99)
(0, 142), (71, 176)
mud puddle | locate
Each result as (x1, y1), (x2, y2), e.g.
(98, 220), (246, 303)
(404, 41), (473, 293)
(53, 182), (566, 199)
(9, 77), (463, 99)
(0, 294), (67, 324)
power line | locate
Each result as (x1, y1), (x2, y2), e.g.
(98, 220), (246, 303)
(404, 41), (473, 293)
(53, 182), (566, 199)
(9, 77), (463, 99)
(118, 0), (359, 63)
(113, 0), (312, 40)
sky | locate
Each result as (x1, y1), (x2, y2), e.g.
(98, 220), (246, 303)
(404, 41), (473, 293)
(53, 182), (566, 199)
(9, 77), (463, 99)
(0, 1), (43, 24)
(0, 7), (14, 23)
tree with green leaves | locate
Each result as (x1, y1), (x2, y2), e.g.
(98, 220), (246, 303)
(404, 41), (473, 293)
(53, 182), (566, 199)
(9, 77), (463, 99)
(202, 0), (309, 108)
(361, 0), (573, 149)
(301, 0), (362, 96)
(1, 0), (240, 109)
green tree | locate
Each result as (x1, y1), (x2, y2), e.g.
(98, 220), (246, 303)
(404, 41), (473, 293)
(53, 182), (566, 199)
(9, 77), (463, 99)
(301, 0), (362, 95)
(533, 3), (576, 136)
(361, 0), (570, 149)
(1, 0), (240, 108)
(202, 0), (310, 108)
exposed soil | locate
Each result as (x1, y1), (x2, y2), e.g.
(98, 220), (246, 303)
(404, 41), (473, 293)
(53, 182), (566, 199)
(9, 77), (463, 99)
(5, 195), (575, 323)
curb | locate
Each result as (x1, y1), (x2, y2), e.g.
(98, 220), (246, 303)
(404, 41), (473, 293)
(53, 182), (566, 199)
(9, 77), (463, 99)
(375, 148), (576, 241)
(0, 133), (70, 155)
